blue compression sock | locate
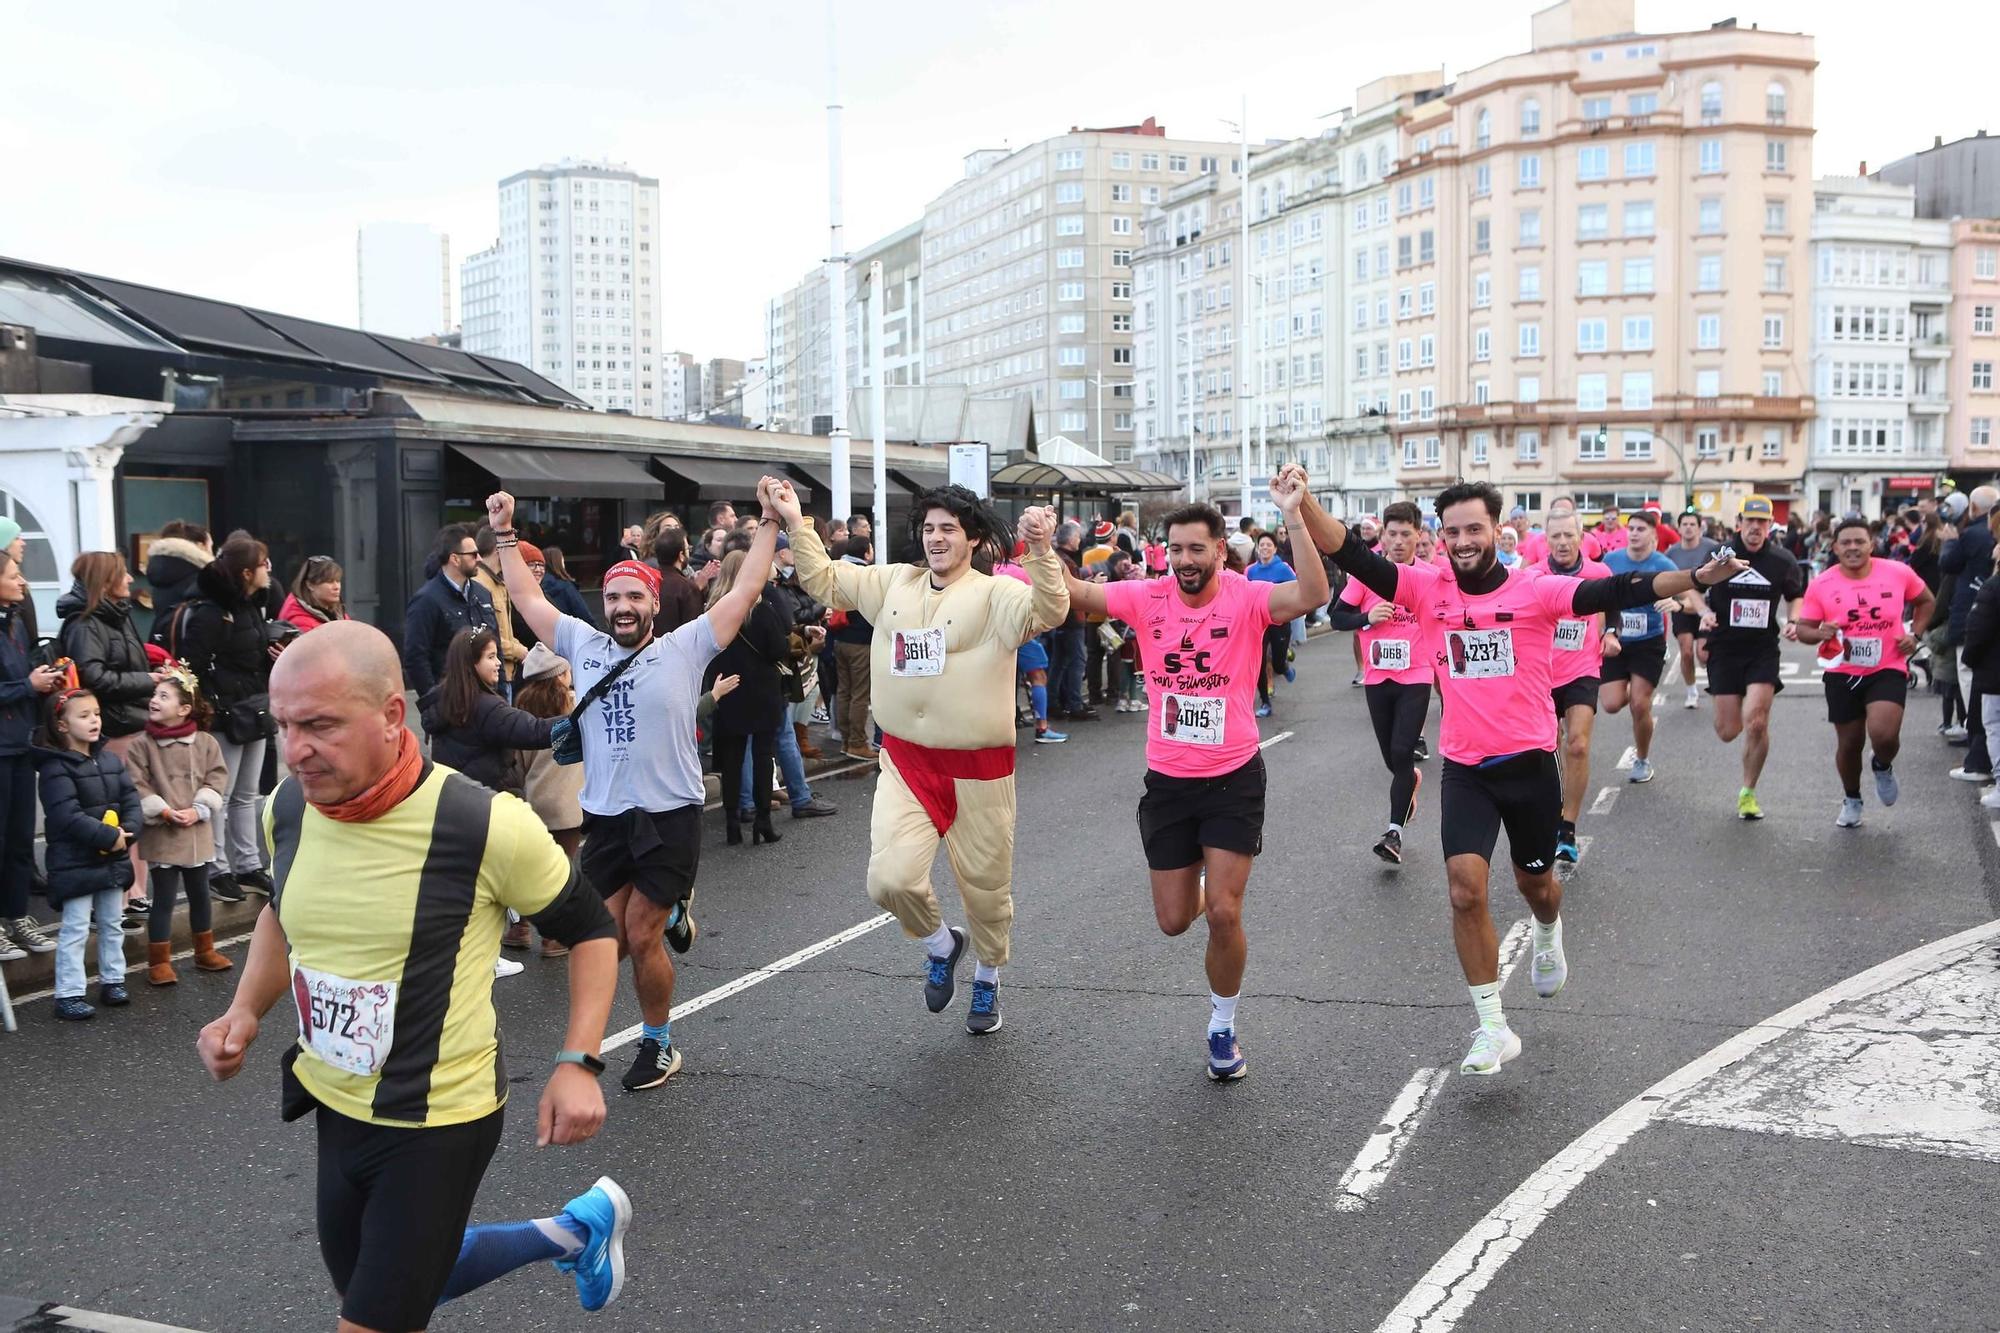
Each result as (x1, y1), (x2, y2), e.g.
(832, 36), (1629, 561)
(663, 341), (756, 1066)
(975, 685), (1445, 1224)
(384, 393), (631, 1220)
(642, 1019), (670, 1046)
(1030, 684), (1049, 721)
(437, 1216), (585, 1303)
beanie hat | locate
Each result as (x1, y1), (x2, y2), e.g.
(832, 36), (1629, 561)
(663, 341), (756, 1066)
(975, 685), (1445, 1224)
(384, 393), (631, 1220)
(520, 642), (569, 681)
(517, 541), (546, 566)
(0, 517), (20, 550)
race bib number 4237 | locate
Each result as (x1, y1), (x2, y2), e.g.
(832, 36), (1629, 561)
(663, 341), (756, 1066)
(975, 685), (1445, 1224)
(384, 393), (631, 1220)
(1446, 629), (1516, 679)
(293, 963), (398, 1077)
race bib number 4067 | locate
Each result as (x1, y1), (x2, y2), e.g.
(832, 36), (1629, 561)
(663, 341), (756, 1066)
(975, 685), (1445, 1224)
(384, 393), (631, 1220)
(293, 963), (398, 1078)
(1446, 629), (1516, 679)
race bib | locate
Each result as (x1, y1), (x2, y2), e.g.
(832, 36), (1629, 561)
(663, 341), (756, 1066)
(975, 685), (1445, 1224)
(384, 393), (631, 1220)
(1370, 638), (1412, 673)
(1159, 693), (1225, 745)
(1553, 619), (1589, 652)
(1446, 629), (1516, 679)
(890, 627), (945, 677)
(1729, 599), (1771, 629)
(293, 963), (397, 1078)
(1841, 635), (1883, 669)
(1619, 611), (1650, 638)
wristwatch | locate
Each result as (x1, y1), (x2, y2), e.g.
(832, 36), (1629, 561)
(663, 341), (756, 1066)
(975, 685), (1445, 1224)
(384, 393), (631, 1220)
(553, 1050), (606, 1076)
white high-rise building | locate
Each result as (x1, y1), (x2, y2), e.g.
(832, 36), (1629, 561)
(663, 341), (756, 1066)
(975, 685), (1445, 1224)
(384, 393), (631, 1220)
(356, 222), (451, 339)
(459, 158), (661, 414)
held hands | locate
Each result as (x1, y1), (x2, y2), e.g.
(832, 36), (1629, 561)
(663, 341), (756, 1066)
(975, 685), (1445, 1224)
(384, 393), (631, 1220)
(759, 476), (802, 527)
(537, 1063), (606, 1147)
(1272, 465), (1309, 516)
(485, 491), (516, 533)
(1017, 505), (1058, 554)
(197, 1008), (259, 1082)
(1366, 602), (1397, 626)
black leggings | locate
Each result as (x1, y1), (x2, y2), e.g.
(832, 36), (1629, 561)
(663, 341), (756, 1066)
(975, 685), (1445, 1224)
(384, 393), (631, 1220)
(715, 728), (777, 829)
(148, 864), (212, 942)
(1365, 681), (1431, 826)
(1259, 626), (1291, 704)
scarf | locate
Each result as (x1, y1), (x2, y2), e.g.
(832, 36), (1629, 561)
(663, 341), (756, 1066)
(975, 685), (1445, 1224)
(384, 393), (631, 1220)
(315, 728), (425, 823)
(145, 719), (198, 741)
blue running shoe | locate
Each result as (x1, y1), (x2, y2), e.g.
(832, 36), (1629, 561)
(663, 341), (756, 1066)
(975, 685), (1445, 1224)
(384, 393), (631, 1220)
(1035, 728), (1069, 744)
(1254, 702), (1274, 718)
(1283, 663), (1297, 684)
(555, 1175), (632, 1313)
(924, 926), (967, 1013)
(1554, 825), (1580, 864)
(966, 978), (1002, 1035)
(1206, 1029), (1247, 1082)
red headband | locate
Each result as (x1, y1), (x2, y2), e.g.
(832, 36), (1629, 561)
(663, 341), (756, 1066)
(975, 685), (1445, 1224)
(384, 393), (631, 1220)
(603, 559), (661, 598)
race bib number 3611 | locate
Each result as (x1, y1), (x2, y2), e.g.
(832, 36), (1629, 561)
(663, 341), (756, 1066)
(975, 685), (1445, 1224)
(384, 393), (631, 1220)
(293, 963), (398, 1077)
(1446, 629), (1516, 679)
(890, 627), (945, 677)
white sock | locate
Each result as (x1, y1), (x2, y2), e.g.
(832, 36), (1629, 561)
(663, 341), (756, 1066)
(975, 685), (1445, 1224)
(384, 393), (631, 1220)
(1209, 991), (1239, 1034)
(1532, 916), (1560, 951)
(1386, 822), (1403, 837)
(973, 962), (999, 984)
(533, 1215), (587, 1258)
(1469, 981), (1506, 1031)
(921, 924), (955, 959)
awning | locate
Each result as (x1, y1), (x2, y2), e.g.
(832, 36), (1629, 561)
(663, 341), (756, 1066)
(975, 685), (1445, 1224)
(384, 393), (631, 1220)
(990, 460), (1182, 495)
(787, 460), (909, 500)
(656, 458), (811, 502)
(450, 444), (662, 500)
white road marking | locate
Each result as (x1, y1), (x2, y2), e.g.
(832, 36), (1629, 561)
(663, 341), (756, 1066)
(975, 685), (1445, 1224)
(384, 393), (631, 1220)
(1613, 746), (1638, 772)
(1373, 919), (2000, 1332)
(42, 1310), (208, 1333)
(1336, 1067), (1451, 1212)
(1780, 661), (1799, 677)
(1495, 918), (1532, 991)
(1260, 730), (1294, 749)
(1590, 785), (1620, 816)
(9, 929), (258, 1006)
(1991, 821), (2000, 849)
(604, 913), (897, 1052)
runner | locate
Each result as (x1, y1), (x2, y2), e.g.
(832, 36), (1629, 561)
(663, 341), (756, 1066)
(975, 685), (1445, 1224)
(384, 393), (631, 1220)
(1063, 476), (1327, 1080)
(1328, 500), (1431, 865)
(1349, 514), (1381, 686)
(1290, 475), (1744, 1075)
(784, 481), (1068, 1036)
(197, 622), (630, 1331)
(485, 483), (781, 1092)
(1523, 510), (1609, 864)
(1692, 496), (1807, 820)
(1666, 511), (1721, 709)
(1599, 511), (1680, 783)
(1791, 517), (1934, 827)
(1246, 533), (1298, 718)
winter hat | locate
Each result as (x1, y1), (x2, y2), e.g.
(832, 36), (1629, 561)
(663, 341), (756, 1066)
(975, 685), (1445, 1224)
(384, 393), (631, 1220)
(517, 541), (546, 566)
(0, 517), (20, 549)
(520, 643), (569, 681)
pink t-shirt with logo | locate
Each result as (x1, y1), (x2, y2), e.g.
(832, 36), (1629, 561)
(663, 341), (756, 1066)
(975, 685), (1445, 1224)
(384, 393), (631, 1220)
(1392, 561), (1585, 764)
(1797, 559), (1929, 676)
(1518, 529), (1606, 565)
(1103, 569), (1276, 778)
(1338, 573), (1431, 686)
(1525, 556), (1611, 687)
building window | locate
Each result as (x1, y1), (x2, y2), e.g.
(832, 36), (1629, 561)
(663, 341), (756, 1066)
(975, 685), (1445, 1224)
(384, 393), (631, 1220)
(1698, 255), (1723, 291)
(1764, 198), (1788, 233)
(1699, 139), (1723, 174)
(1975, 304), (1995, 335)
(1578, 261), (1609, 296)
(1475, 379), (1491, 405)
(1419, 387), (1436, 421)
(1057, 216), (1085, 236)
(1762, 428), (1784, 459)
(1696, 369), (1722, 397)
(1521, 100), (1542, 136)
(1057, 149), (1084, 170)
(1419, 282), (1436, 315)
(1623, 257), (1655, 293)
(1518, 430), (1542, 461)
(1973, 418), (1993, 448)
(1397, 390), (1413, 423)
(1578, 146), (1609, 181)
(1977, 248), (1998, 279)
(1058, 347), (1086, 366)
(1622, 371), (1653, 410)
(1763, 257), (1787, 291)
(1623, 200), (1656, 237)
(1766, 81), (1788, 124)
(1762, 313), (1785, 348)
(1425, 436), (1442, 467)
(1110, 150), (1131, 170)
(1519, 266), (1542, 300)
(1397, 338), (1414, 370)
(1474, 272), (1493, 307)
(1577, 417), (1608, 457)
(1398, 288), (1413, 319)
(1403, 438), (1420, 466)
(1700, 81), (1724, 123)
(1419, 176), (1436, 208)
(1111, 216), (1133, 234)
(1520, 210), (1542, 245)
(1578, 204), (1609, 239)
(1474, 327), (1492, 361)
(1058, 282), (1085, 301)
(1974, 361), (1995, 391)
(1519, 323), (1541, 356)
(1698, 197), (1723, 234)
(1765, 139), (1788, 173)
(1398, 235), (1413, 268)
(1057, 248), (1084, 268)
(1475, 108), (1492, 149)
(1475, 217), (1491, 253)
(1577, 373), (1608, 412)
(1419, 334), (1436, 367)
(1169, 153), (1188, 172)
(1060, 380), (1086, 400)
(1623, 141), (1656, 177)
(1518, 376), (1541, 403)
(1056, 182), (1084, 203)
(1629, 92), (1659, 117)
(1578, 318), (1608, 353)
(1622, 430), (1653, 460)
(1762, 370), (1783, 396)
(1419, 230), (1435, 264)
(1582, 96), (1613, 123)
(1111, 281), (1132, 299)
(1472, 431), (1490, 464)
(1623, 315), (1654, 350)
(1696, 427), (1720, 458)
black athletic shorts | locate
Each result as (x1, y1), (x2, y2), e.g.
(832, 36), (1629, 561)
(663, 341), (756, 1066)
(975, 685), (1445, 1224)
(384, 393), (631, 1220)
(1825, 668), (1908, 725)
(1670, 611), (1705, 640)
(582, 804), (701, 908)
(1602, 635), (1667, 686)
(1552, 676), (1601, 715)
(1705, 639), (1784, 697)
(1137, 752), (1265, 870)
(315, 1100), (503, 1332)
(1439, 750), (1562, 874)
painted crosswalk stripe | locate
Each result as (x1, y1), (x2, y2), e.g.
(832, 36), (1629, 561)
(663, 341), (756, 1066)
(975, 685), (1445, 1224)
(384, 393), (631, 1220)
(1590, 786), (1620, 816)
(1336, 1067), (1450, 1212)
(1495, 918), (1533, 991)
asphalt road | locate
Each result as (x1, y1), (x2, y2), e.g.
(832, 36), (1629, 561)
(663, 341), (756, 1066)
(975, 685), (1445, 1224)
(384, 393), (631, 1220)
(3, 633), (1996, 1333)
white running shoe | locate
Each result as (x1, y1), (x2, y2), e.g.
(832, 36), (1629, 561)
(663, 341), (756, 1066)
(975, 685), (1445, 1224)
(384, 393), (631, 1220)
(1683, 686), (1699, 709)
(1531, 920), (1568, 998)
(1949, 767), (1994, 784)
(1941, 724), (1969, 741)
(494, 956), (526, 978)
(1981, 785), (2000, 810)
(1460, 1025), (1522, 1076)
(1835, 797), (1864, 828)
(1873, 764), (1899, 807)
(1627, 757), (1655, 783)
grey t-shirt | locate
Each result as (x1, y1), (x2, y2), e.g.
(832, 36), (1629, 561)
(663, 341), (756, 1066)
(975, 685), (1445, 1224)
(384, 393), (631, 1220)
(555, 612), (720, 817)
(1667, 537), (1721, 572)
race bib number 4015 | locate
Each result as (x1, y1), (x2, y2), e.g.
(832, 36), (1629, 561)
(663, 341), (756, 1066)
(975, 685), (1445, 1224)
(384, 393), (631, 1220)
(1159, 693), (1226, 745)
(293, 963), (397, 1077)
(1446, 629), (1516, 679)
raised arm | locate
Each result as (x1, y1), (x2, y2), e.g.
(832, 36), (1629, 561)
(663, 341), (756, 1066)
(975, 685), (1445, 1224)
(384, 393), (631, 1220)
(777, 482), (895, 620)
(1283, 468), (1401, 604)
(1571, 550), (1744, 615)
(707, 477), (785, 650)
(1265, 472), (1330, 622)
(1000, 505), (1075, 639)
(483, 492), (559, 646)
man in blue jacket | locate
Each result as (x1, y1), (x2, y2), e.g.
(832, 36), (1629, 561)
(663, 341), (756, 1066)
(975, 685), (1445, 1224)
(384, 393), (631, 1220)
(1943, 486), (1997, 781)
(401, 524), (498, 699)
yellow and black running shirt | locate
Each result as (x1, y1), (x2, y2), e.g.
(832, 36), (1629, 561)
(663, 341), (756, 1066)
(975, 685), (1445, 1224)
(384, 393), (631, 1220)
(264, 764), (571, 1128)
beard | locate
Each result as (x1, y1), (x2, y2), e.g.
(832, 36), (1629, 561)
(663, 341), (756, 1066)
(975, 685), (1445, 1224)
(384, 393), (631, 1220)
(1450, 542), (1498, 578)
(1174, 561), (1218, 596)
(609, 609), (650, 647)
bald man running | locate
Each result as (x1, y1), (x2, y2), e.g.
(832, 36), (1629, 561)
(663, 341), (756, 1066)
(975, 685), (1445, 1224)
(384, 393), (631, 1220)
(199, 623), (631, 1332)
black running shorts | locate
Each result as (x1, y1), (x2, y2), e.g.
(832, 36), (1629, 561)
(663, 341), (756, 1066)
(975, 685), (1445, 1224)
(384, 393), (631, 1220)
(1704, 639), (1784, 697)
(1551, 676), (1601, 715)
(1601, 636), (1666, 686)
(1825, 668), (1908, 725)
(1439, 751), (1562, 874)
(315, 1100), (503, 1332)
(1670, 611), (1705, 640)
(582, 805), (701, 909)
(1136, 753), (1266, 870)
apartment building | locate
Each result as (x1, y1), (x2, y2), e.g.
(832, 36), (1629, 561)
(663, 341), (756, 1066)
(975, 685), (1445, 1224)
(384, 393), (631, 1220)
(1132, 171), (1240, 505)
(848, 223), (926, 393)
(459, 159), (662, 415)
(1949, 219), (2000, 484)
(762, 223), (925, 436)
(659, 350), (700, 421)
(1805, 177), (1954, 518)
(922, 118), (1238, 460)
(1389, 1), (1817, 519)
(1874, 130), (2000, 223)
(764, 267), (835, 433)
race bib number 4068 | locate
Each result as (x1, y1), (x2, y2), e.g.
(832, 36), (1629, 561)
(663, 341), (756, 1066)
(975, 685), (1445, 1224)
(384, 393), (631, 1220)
(1446, 629), (1516, 679)
(293, 963), (398, 1078)
(1370, 638), (1412, 673)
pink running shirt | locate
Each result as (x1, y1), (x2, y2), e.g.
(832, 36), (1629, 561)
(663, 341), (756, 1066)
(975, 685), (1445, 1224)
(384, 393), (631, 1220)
(1391, 561), (1585, 764)
(1797, 559), (1929, 676)
(1102, 569), (1276, 777)
(1525, 556), (1611, 687)
(1338, 574), (1431, 686)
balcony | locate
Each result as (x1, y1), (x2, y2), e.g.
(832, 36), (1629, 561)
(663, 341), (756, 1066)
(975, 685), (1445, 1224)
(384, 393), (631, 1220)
(1912, 334), (1952, 359)
(1911, 391), (1951, 415)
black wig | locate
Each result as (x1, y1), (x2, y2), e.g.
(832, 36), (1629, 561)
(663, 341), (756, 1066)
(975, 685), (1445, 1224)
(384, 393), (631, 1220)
(906, 485), (1015, 570)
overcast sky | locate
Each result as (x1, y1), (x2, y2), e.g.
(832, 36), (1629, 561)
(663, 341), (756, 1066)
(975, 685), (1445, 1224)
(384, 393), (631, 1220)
(5, 0), (1995, 364)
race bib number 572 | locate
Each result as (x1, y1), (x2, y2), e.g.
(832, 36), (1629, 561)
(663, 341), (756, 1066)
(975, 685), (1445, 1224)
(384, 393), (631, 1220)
(293, 963), (398, 1077)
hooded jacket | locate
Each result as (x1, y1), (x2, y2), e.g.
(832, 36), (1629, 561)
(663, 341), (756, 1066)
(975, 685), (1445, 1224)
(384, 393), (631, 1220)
(0, 606), (38, 756)
(419, 688), (553, 794)
(1941, 511), (1993, 643)
(277, 591), (342, 635)
(143, 537), (213, 638)
(57, 584), (155, 738)
(173, 563), (273, 724)
(35, 737), (143, 903)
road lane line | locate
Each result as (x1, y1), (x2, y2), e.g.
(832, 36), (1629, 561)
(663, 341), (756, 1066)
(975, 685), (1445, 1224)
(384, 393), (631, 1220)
(603, 913), (897, 1052)
(1373, 918), (2000, 1333)
(1336, 1067), (1450, 1212)
(42, 1308), (209, 1332)
(1613, 746), (1637, 771)
(1260, 730), (1294, 749)
(1589, 786), (1619, 816)
(1495, 918), (1532, 991)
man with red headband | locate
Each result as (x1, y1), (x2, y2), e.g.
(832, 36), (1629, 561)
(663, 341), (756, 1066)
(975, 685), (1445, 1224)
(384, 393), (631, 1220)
(780, 479), (1067, 1036)
(486, 481), (782, 1093)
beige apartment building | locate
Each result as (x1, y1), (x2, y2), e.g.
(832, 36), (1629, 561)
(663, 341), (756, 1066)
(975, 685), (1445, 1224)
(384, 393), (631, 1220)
(1132, 170), (1241, 501)
(1389, 0), (1817, 520)
(922, 118), (1239, 460)
(1948, 219), (2000, 481)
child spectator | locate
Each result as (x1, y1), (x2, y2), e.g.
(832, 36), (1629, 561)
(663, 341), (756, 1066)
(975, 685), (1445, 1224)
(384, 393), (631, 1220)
(123, 667), (232, 985)
(36, 687), (143, 1020)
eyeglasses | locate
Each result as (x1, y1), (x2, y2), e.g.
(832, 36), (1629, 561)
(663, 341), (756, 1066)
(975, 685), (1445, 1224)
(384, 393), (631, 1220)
(454, 547), (479, 558)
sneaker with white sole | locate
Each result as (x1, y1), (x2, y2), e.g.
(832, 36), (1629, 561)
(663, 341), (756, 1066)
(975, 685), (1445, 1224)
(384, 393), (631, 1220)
(1460, 1025), (1522, 1076)
(1836, 797), (1864, 828)
(1683, 686), (1699, 709)
(1982, 786), (2000, 810)
(493, 956), (525, 978)
(1531, 920), (1568, 998)
(1627, 757), (1655, 783)
(554, 1176), (632, 1313)
(1941, 724), (1969, 742)
(0, 935), (23, 963)
(620, 1038), (681, 1091)
(1949, 767), (1994, 784)
(9, 916), (56, 954)
(924, 927), (967, 1013)
(1872, 764), (1900, 807)
(1206, 1029), (1247, 1081)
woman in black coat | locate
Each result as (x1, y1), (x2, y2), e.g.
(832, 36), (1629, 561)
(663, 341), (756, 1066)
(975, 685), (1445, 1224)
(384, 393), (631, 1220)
(420, 628), (553, 794)
(1, 549), (64, 959)
(58, 551), (164, 746)
(701, 551), (791, 845)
